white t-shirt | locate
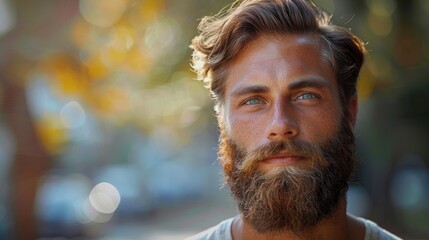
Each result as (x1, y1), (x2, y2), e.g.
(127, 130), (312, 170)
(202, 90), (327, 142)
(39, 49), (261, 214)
(186, 216), (402, 240)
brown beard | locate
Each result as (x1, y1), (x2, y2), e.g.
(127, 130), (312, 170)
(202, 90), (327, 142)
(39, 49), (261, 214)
(218, 119), (357, 234)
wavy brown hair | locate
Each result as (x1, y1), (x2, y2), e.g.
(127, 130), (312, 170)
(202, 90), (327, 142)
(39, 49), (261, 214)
(190, 0), (366, 110)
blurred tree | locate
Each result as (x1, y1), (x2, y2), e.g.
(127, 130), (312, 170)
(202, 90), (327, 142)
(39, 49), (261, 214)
(0, 0), (229, 238)
(0, 0), (78, 237)
(1, 65), (51, 240)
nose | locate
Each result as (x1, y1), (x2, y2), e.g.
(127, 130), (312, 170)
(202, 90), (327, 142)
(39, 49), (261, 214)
(266, 101), (299, 141)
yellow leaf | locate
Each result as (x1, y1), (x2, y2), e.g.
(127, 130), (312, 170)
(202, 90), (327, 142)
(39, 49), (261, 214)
(35, 114), (67, 154)
(85, 54), (108, 80)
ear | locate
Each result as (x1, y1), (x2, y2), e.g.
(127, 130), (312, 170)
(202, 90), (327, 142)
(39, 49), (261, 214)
(347, 95), (358, 129)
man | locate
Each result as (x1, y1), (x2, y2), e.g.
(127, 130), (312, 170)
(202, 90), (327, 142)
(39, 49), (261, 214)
(188, 0), (401, 239)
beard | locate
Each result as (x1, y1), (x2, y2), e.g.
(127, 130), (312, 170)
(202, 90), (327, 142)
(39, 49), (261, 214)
(218, 118), (357, 234)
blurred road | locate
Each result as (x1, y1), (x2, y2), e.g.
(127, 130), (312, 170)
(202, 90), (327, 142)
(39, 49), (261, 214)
(99, 191), (238, 240)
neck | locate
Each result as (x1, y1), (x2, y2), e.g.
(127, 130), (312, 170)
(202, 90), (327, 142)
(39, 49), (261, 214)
(232, 194), (365, 240)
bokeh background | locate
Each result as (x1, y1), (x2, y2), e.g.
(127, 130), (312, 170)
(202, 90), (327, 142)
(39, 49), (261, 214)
(0, 0), (428, 239)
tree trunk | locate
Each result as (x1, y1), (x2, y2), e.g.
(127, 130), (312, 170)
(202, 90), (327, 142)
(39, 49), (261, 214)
(1, 78), (51, 240)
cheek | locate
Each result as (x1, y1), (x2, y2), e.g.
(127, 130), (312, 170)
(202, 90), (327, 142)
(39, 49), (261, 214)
(300, 107), (342, 141)
(228, 113), (267, 149)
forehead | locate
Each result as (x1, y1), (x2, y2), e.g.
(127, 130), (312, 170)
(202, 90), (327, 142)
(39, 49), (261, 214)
(224, 33), (336, 95)
(237, 33), (322, 60)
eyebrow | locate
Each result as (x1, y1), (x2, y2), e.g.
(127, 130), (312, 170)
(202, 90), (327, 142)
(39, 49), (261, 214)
(231, 77), (331, 97)
(231, 85), (270, 97)
(288, 77), (331, 90)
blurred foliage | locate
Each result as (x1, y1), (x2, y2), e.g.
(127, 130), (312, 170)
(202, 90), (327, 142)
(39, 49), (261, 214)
(0, 0), (232, 154)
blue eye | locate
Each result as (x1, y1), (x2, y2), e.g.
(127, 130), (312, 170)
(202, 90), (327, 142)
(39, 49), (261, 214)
(244, 98), (263, 105)
(296, 93), (317, 100)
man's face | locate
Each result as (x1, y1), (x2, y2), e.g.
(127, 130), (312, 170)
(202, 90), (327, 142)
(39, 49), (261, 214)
(218, 34), (358, 233)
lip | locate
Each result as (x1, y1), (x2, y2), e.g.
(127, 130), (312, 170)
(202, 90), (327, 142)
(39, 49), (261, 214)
(261, 152), (304, 166)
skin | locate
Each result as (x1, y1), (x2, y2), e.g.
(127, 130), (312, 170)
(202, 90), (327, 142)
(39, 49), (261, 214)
(221, 33), (364, 239)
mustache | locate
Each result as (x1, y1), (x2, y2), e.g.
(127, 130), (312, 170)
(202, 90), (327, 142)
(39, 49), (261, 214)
(236, 140), (325, 174)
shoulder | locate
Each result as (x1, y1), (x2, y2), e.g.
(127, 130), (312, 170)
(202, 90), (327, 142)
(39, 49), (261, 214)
(185, 217), (236, 240)
(357, 217), (402, 240)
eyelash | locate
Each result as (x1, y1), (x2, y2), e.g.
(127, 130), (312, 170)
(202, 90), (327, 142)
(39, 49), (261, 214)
(243, 97), (264, 105)
(240, 92), (319, 106)
(294, 92), (319, 101)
